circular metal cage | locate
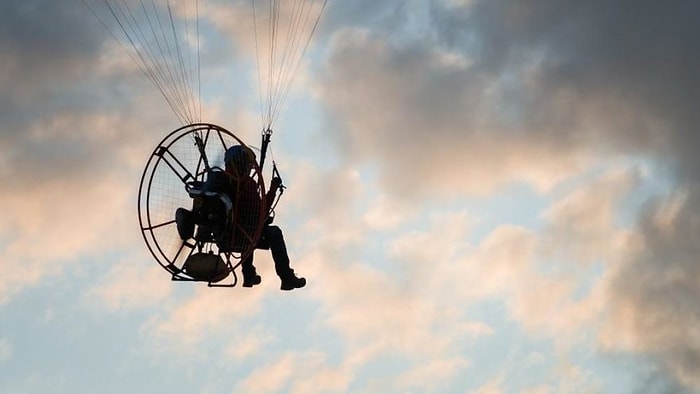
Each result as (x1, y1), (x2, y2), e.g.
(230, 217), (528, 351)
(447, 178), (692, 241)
(137, 123), (267, 287)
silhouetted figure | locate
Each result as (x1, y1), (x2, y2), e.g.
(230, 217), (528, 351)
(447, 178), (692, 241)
(223, 145), (306, 291)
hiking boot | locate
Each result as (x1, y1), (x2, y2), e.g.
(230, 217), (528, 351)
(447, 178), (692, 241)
(243, 274), (261, 288)
(280, 272), (306, 291)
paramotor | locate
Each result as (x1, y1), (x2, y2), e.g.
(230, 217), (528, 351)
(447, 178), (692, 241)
(85, 0), (328, 285)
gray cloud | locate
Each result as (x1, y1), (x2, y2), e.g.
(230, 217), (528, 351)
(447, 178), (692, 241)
(319, 29), (597, 198)
(320, 0), (700, 187)
(321, 1), (410, 36)
(604, 188), (700, 389)
(456, 1), (700, 388)
(448, 0), (700, 161)
(0, 1), (178, 299)
(2, 0), (699, 388)
(0, 1), (188, 184)
(318, 0), (700, 389)
(0, 1), (106, 104)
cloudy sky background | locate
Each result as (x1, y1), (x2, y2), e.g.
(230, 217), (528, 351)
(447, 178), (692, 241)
(2, 0), (699, 392)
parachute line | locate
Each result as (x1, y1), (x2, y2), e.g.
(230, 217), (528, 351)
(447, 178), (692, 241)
(86, 0), (202, 125)
(87, 0), (327, 130)
(196, 0), (202, 121)
(252, 0), (327, 131)
(252, 0), (266, 129)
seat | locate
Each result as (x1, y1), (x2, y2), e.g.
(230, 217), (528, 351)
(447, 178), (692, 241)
(176, 170), (234, 245)
(175, 169), (260, 256)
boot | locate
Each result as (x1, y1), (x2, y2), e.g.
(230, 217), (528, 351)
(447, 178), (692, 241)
(241, 256), (260, 288)
(280, 271), (306, 291)
(243, 274), (261, 287)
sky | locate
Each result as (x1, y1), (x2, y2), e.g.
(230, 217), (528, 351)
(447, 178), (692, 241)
(1, 0), (700, 393)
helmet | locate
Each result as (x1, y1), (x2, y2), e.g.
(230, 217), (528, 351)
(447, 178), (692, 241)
(224, 145), (256, 176)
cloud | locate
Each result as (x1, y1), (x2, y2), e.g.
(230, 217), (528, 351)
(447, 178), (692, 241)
(315, 0), (700, 389)
(540, 168), (640, 264)
(276, 157), (637, 389)
(473, 376), (504, 394)
(200, 0), (329, 114)
(235, 352), (350, 394)
(86, 258), (174, 311)
(303, 208), (492, 357)
(600, 188), (700, 389)
(198, 1), (253, 54)
(3, 1), (699, 392)
(0, 169), (141, 303)
(448, 218), (605, 341)
(446, 1), (700, 389)
(310, 164), (647, 389)
(440, 0), (700, 188)
(319, 0), (699, 207)
(396, 357), (471, 392)
(0, 83), (174, 302)
(144, 286), (265, 350)
(0, 0), (191, 302)
(0, 2), (105, 101)
(225, 327), (275, 361)
(318, 27), (603, 199)
(260, 163), (493, 388)
(0, 338), (12, 362)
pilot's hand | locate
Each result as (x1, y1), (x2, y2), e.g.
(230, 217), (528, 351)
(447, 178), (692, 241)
(270, 176), (282, 190)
